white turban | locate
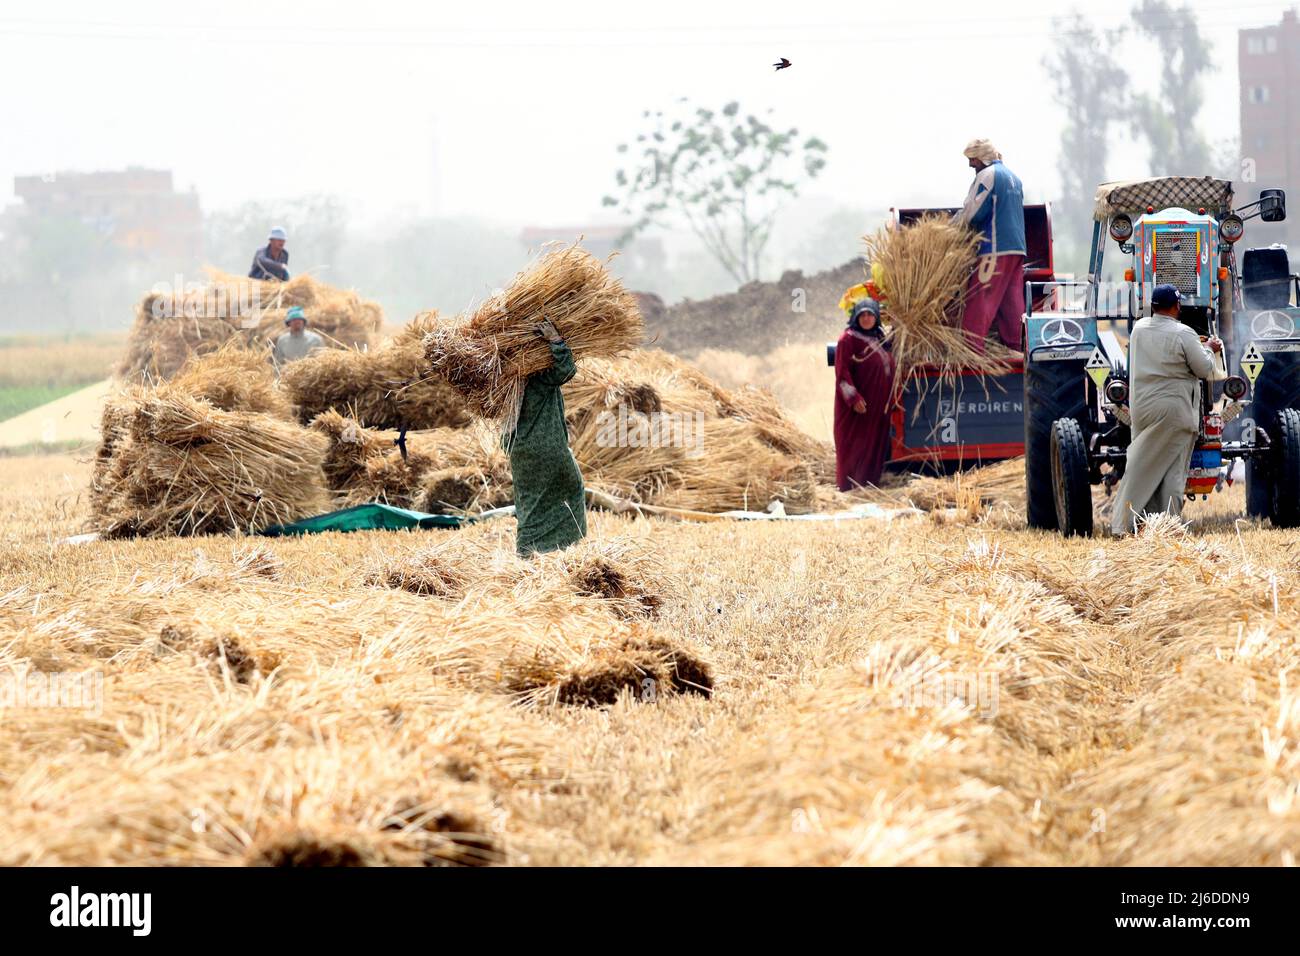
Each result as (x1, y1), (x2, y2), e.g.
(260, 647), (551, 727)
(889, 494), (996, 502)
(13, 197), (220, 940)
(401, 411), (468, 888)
(963, 138), (1001, 163)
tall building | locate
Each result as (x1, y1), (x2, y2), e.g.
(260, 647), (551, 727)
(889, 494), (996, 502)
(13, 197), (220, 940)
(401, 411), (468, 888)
(1239, 9), (1299, 251)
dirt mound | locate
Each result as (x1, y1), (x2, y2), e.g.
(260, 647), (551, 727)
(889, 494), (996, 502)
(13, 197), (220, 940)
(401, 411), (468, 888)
(638, 259), (864, 357)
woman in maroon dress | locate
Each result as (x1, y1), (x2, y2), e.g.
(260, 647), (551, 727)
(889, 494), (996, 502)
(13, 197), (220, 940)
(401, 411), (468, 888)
(833, 298), (897, 491)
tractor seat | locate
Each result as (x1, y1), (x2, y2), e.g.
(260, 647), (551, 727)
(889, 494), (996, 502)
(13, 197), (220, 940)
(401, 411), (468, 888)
(1242, 245), (1293, 310)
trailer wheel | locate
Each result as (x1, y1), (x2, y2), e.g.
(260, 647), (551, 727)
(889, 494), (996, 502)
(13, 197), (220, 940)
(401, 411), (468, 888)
(1269, 408), (1300, 529)
(1025, 357), (1088, 530)
(1051, 418), (1093, 537)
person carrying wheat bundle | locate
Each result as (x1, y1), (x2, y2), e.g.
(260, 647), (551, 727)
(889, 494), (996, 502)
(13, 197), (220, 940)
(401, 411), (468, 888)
(505, 319), (588, 557)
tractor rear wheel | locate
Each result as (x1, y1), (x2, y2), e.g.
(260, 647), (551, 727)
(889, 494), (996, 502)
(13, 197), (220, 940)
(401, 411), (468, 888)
(1247, 345), (1300, 519)
(1051, 417), (1093, 537)
(1025, 357), (1088, 530)
(1269, 408), (1300, 529)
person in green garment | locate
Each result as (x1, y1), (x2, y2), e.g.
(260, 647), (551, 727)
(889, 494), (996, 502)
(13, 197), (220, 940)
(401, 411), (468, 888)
(505, 319), (588, 557)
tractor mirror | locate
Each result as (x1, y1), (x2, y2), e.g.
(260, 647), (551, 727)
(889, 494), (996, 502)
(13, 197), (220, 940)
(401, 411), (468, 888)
(1260, 188), (1287, 223)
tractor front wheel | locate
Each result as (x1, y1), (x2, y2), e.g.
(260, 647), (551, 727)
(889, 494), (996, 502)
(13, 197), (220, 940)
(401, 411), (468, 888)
(1268, 408), (1300, 529)
(1051, 417), (1093, 537)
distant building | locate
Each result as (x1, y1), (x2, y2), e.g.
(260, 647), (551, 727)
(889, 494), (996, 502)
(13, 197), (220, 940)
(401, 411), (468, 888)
(8, 166), (202, 260)
(518, 225), (665, 277)
(1239, 9), (1299, 250)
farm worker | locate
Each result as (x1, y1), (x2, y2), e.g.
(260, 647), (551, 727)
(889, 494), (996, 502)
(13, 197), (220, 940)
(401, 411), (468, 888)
(833, 297), (897, 490)
(1110, 285), (1223, 535)
(272, 306), (324, 366)
(953, 139), (1026, 354)
(249, 227), (290, 282)
(505, 319), (587, 557)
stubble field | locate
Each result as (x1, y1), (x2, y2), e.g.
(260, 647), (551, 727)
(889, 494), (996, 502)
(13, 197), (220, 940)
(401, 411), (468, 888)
(1, 452), (1297, 866)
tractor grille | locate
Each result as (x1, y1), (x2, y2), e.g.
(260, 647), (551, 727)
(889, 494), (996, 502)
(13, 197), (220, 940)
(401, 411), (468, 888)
(1154, 230), (1200, 296)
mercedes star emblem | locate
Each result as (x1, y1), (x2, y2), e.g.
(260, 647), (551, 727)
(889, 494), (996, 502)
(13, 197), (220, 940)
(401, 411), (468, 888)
(1250, 310), (1295, 340)
(1040, 317), (1085, 347)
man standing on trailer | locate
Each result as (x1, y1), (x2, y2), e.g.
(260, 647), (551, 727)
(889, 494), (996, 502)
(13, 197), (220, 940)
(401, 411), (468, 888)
(249, 227), (290, 282)
(953, 139), (1026, 354)
(1110, 285), (1222, 535)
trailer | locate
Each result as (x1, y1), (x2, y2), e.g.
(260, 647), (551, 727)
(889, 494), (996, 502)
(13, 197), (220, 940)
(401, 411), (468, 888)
(827, 203), (1056, 471)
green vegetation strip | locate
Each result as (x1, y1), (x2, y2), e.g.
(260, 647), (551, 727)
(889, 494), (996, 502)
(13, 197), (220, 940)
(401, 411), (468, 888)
(0, 384), (87, 423)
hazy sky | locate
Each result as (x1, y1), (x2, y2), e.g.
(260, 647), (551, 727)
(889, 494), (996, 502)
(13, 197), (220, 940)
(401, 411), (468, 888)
(0, 0), (1290, 230)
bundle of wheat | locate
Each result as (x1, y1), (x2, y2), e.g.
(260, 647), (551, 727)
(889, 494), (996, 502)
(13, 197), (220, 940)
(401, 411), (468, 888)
(423, 243), (642, 425)
(169, 341), (295, 420)
(282, 314), (470, 430)
(309, 410), (502, 511)
(557, 351), (829, 512)
(653, 418), (819, 514)
(309, 409), (392, 490)
(117, 271), (384, 380)
(863, 215), (1015, 384)
(343, 448), (440, 509)
(89, 385), (331, 538)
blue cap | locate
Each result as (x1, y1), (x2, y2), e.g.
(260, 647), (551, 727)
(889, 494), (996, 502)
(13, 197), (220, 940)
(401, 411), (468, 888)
(285, 306), (306, 325)
(1151, 284), (1180, 310)
(268, 227), (288, 242)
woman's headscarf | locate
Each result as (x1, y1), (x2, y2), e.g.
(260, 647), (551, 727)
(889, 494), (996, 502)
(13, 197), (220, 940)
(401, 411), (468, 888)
(848, 297), (884, 339)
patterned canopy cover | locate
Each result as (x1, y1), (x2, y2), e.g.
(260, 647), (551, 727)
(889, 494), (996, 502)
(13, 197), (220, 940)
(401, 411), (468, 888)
(1093, 177), (1234, 221)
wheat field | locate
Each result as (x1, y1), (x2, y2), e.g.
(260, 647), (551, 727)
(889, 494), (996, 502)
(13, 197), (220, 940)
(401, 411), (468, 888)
(0, 451), (1297, 866)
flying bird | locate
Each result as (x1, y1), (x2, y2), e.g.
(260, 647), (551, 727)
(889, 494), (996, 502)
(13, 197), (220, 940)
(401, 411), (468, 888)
(773, 57), (792, 71)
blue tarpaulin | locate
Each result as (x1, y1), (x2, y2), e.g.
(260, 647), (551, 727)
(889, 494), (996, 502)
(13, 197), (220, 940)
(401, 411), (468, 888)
(260, 503), (470, 537)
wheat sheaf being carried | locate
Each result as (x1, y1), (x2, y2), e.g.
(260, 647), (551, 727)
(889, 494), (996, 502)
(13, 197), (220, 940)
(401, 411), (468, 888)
(864, 215), (1016, 386)
(422, 243), (643, 429)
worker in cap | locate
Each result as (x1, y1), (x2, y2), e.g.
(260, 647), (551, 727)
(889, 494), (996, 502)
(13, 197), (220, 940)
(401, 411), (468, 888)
(272, 305), (324, 367)
(833, 295), (897, 490)
(1110, 284), (1223, 534)
(953, 138), (1026, 354)
(249, 226), (290, 282)
(504, 318), (587, 557)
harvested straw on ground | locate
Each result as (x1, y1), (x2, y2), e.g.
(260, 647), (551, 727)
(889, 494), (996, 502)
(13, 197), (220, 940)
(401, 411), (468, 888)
(423, 243), (643, 424)
(365, 547), (468, 598)
(504, 622), (713, 708)
(902, 457), (1026, 514)
(118, 270), (384, 381)
(555, 539), (672, 619)
(282, 314), (471, 431)
(89, 385), (331, 538)
(863, 215), (1015, 383)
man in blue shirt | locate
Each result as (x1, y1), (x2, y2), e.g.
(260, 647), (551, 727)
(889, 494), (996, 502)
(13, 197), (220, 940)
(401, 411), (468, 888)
(953, 139), (1026, 354)
(249, 227), (290, 282)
